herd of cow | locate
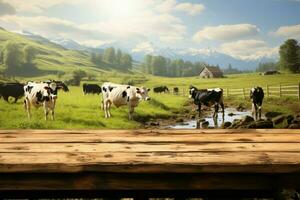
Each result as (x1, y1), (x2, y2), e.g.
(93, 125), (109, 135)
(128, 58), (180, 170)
(0, 80), (265, 122)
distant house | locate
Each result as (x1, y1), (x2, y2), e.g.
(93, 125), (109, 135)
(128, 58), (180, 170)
(199, 66), (223, 78)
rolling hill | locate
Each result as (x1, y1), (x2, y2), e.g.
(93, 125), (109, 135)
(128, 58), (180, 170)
(0, 27), (108, 79)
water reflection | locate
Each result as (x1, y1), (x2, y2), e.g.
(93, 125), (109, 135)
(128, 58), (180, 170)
(168, 108), (252, 129)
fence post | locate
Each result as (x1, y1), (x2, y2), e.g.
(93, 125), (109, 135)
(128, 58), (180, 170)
(243, 88), (246, 99)
(279, 84), (282, 98)
(226, 88), (229, 97)
(266, 84), (269, 98)
(298, 83), (300, 100)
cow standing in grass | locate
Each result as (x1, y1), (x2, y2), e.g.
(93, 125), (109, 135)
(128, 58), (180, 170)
(101, 82), (151, 119)
(153, 86), (169, 93)
(250, 87), (264, 120)
(0, 82), (24, 103)
(83, 83), (101, 95)
(189, 85), (225, 119)
(23, 81), (65, 120)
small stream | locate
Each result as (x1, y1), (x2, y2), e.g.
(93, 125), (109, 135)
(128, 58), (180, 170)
(168, 108), (252, 129)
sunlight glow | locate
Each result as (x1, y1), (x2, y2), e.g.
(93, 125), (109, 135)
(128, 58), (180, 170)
(101, 0), (143, 19)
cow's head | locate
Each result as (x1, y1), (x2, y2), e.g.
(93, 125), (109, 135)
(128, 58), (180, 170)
(56, 81), (69, 92)
(43, 82), (62, 101)
(136, 87), (151, 101)
(189, 85), (198, 98)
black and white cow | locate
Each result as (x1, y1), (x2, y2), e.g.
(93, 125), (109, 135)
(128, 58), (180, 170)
(153, 86), (169, 93)
(250, 87), (264, 120)
(83, 83), (101, 95)
(23, 81), (64, 120)
(101, 82), (151, 119)
(189, 85), (225, 119)
(0, 82), (24, 103)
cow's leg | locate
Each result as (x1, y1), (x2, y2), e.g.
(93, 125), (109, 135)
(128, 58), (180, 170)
(24, 99), (31, 119)
(220, 102), (225, 121)
(107, 101), (112, 118)
(252, 103), (258, 120)
(197, 104), (201, 118)
(128, 105), (134, 120)
(103, 100), (108, 118)
(258, 104), (262, 120)
(213, 104), (219, 119)
(44, 105), (49, 121)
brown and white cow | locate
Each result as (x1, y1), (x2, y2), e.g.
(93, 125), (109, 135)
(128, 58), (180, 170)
(101, 82), (151, 119)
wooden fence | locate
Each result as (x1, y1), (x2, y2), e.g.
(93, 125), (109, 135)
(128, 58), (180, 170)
(170, 83), (300, 100)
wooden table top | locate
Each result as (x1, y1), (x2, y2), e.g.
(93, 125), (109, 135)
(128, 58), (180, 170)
(0, 129), (300, 174)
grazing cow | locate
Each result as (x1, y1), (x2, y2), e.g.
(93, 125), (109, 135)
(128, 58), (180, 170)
(153, 86), (169, 93)
(189, 85), (225, 119)
(173, 87), (179, 95)
(250, 87), (264, 120)
(0, 82), (24, 103)
(83, 83), (101, 95)
(23, 81), (64, 120)
(101, 82), (151, 119)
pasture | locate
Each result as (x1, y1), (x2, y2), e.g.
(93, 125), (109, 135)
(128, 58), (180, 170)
(0, 73), (299, 129)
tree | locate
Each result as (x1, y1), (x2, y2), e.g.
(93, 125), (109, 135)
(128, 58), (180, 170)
(103, 47), (115, 64)
(3, 42), (23, 74)
(23, 45), (36, 64)
(256, 62), (279, 72)
(279, 39), (300, 73)
(120, 53), (132, 70)
(71, 69), (87, 86)
(116, 49), (122, 66)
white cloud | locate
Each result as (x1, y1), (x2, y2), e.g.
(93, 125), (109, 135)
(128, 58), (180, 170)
(273, 24), (300, 39)
(155, 0), (177, 13)
(3, 0), (83, 13)
(0, 15), (114, 45)
(193, 24), (260, 42)
(132, 41), (155, 54)
(175, 3), (205, 15)
(220, 40), (278, 60)
(0, 0), (16, 16)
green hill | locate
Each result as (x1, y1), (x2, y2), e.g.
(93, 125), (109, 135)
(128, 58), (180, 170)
(0, 28), (111, 80)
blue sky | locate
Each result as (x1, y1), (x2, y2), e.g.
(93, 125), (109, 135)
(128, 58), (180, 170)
(0, 0), (299, 61)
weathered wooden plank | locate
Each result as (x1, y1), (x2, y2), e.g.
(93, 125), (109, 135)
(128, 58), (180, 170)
(1, 131), (300, 143)
(1, 173), (299, 190)
(1, 152), (300, 173)
(1, 142), (300, 153)
(1, 129), (299, 134)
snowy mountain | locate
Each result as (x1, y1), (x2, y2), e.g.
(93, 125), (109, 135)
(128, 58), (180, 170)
(131, 46), (277, 71)
(51, 37), (85, 50)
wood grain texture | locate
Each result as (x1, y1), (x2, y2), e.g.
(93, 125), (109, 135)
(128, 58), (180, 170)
(0, 129), (300, 191)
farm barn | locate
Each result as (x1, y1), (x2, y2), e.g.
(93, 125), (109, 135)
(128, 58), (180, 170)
(199, 66), (223, 78)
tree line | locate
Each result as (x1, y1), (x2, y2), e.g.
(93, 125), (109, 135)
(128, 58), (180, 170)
(142, 55), (208, 77)
(257, 39), (300, 73)
(0, 41), (37, 75)
(90, 47), (132, 71)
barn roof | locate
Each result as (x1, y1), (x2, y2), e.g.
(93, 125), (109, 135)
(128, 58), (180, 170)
(200, 66), (223, 77)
